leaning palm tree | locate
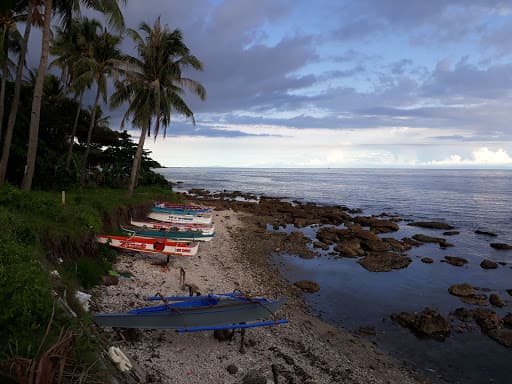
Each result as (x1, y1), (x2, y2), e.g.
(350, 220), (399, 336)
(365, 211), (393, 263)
(111, 18), (206, 196)
(21, 0), (126, 190)
(74, 28), (123, 186)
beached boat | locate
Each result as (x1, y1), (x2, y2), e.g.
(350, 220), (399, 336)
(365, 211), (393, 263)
(120, 226), (214, 242)
(147, 210), (213, 225)
(152, 204), (211, 216)
(96, 234), (199, 256)
(130, 219), (215, 235)
(154, 201), (213, 214)
(93, 293), (287, 331)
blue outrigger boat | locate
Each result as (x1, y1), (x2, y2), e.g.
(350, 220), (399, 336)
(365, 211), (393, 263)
(94, 292), (287, 332)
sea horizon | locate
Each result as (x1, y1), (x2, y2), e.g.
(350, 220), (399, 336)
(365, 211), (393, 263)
(157, 166), (512, 384)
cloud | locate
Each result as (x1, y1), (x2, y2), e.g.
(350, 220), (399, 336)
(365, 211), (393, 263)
(425, 147), (512, 166)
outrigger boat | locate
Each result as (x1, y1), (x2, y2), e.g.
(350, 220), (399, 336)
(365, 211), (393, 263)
(96, 234), (199, 256)
(93, 292), (287, 332)
(120, 225), (214, 242)
(147, 210), (213, 225)
(130, 218), (215, 235)
(154, 201), (213, 214)
(152, 205), (211, 216)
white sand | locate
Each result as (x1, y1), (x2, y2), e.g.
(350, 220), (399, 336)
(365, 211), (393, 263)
(93, 210), (428, 384)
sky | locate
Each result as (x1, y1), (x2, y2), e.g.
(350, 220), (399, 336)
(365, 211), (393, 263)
(36, 0), (512, 168)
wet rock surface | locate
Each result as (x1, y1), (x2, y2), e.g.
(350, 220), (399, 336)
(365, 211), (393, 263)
(392, 308), (451, 341)
(475, 230), (497, 237)
(294, 280), (320, 293)
(443, 256), (468, 267)
(412, 234), (452, 248)
(448, 283), (475, 297)
(480, 259), (498, 269)
(490, 243), (512, 250)
(358, 252), (412, 272)
(408, 221), (454, 230)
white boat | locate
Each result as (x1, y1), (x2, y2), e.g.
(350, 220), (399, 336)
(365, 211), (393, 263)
(147, 211), (213, 225)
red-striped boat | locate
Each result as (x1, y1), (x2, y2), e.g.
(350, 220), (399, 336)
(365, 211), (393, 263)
(96, 235), (199, 256)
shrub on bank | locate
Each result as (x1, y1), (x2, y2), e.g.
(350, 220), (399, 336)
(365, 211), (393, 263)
(0, 184), (178, 364)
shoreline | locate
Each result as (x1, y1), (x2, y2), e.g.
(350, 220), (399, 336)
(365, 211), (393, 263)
(93, 207), (430, 384)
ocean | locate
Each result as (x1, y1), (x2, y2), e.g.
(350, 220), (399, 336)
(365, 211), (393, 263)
(157, 167), (512, 384)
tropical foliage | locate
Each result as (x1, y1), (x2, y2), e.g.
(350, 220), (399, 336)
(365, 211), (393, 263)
(0, 3), (205, 378)
(111, 18), (206, 195)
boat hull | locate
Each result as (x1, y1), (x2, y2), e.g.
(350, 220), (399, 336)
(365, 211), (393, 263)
(96, 235), (198, 256)
(130, 219), (215, 235)
(121, 226), (214, 242)
(147, 211), (212, 225)
(153, 202), (212, 214)
(94, 297), (285, 330)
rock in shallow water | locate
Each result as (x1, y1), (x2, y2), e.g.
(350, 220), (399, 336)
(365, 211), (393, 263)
(490, 243), (512, 250)
(408, 221), (454, 230)
(448, 283), (475, 297)
(357, 252), (411, 272)
(490, 293), (505, 308)
(294, 280), (320, 293)
(443, 256), (468, 267)
(480, 259), (499, 269)
(391, 308), (450, 341)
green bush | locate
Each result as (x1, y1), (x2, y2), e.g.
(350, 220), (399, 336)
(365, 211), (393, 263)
(0, 240), (54, 358)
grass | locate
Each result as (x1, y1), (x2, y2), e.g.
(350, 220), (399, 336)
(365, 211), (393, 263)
(0, 183), (180, 369)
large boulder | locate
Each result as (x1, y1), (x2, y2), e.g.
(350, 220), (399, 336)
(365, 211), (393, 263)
(358, 252), (411, 272)
(392, 308), (450, 341)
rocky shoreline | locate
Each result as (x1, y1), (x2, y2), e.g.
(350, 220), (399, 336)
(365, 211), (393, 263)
(92, 195), (434, 383)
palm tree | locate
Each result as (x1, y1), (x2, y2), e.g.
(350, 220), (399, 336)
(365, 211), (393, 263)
(50, 17), (101, 171)
(0, 10), (23, 144)
(0, 0), (32, 186)
(21, 0), (126, 190)
(111, 18), (206, 196)
(74, 28), (123, 186)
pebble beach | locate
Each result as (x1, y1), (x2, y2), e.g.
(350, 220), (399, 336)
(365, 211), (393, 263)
(93, 208), (429, 384)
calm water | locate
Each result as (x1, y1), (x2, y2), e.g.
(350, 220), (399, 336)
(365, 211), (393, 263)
(157, 167), (512, 384)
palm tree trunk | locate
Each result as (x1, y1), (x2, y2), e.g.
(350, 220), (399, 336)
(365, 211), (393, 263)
(0, 0), (34, 185)
(80, 84), (100, 187)
(0, 53), (7, 144)
(128, 120), (150, 196)
(21, 0), (53, 191)
(65, 92), (83, 172)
